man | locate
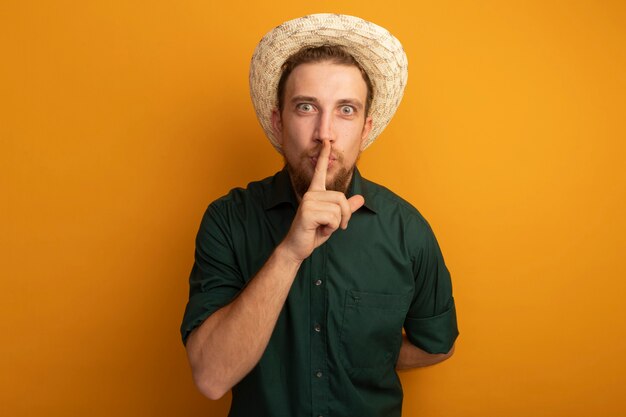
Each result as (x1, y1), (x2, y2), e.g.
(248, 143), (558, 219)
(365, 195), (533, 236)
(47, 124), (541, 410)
(181, 14), (458, 417)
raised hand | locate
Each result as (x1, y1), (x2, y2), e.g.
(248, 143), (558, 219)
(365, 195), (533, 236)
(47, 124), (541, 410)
(280, 140), (365, 262)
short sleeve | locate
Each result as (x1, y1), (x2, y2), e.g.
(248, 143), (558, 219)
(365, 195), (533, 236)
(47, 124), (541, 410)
(404, 221), (459, 354)
(180, 202), (245, 345)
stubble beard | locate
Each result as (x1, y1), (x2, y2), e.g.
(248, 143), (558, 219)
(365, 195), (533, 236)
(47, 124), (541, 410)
(285, 151), (359, 199)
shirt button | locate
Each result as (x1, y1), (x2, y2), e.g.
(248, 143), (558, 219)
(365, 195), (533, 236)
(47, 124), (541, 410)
(314, 279), (323, 286)
(315, 371), (323, 378)
(314, 323), (321, 332)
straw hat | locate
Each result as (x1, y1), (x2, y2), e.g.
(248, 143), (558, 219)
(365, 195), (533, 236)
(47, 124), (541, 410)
(249, 13), (408, 153)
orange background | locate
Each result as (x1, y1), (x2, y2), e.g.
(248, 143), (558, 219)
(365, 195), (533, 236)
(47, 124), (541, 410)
(2, 1), (625, 416)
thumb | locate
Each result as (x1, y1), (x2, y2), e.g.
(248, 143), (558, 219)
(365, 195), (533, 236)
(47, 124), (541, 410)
(347, 195), (365, 213)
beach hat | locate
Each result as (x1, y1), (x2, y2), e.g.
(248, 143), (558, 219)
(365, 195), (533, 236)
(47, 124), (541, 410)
(249, 13), (408, 153)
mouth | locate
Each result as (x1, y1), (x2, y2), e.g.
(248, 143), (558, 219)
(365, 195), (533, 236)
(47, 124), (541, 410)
(310, 155), (337, 168)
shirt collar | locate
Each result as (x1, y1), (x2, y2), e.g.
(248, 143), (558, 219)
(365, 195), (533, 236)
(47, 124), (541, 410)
(346, 167), (378, 214)
(264, 166), (378, 214)
(264, 168), (299, 210)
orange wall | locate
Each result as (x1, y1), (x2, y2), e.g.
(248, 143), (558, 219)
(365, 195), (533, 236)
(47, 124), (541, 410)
(2, 1), (625, 416)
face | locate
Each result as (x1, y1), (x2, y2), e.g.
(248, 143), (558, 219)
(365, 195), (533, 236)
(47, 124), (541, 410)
(271, 61), (373, 198)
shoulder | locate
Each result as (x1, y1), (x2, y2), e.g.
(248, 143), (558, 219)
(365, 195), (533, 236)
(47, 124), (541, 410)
(361, 176), (432, 230)
(199, 172), (281, 230)
(209, 172), (278, 211)
(359, 175), (444, 254)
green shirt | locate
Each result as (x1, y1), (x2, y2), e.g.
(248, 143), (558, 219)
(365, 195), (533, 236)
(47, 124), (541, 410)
(181, 168), (458, 417)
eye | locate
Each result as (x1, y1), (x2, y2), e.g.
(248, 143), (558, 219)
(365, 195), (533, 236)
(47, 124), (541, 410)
(296, 103), (314, 112)
(340, 105), (355, 116)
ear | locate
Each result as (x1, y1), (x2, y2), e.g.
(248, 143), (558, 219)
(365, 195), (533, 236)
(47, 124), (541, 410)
(360, 116), (373, 150)
(271, 108), (283, 145)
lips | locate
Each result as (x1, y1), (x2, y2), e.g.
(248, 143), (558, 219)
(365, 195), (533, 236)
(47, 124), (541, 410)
(310, 155), (336, 167)
(310, 152), (337, 161)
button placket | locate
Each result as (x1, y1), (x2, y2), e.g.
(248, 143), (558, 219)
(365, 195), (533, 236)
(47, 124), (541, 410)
(310, 247), (329, 417)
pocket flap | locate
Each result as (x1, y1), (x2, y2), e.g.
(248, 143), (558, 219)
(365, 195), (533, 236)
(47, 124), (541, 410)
(346, 290), (411, 310)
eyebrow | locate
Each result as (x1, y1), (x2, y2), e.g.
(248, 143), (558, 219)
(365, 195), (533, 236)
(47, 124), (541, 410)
(290, 95), (364, 110)
(337, 98), (364, 110)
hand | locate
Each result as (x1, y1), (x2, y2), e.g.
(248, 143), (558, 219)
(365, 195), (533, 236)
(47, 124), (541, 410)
(279, 140), (365, 262)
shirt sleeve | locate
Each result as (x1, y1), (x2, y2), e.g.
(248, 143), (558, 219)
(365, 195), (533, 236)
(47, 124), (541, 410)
(404, 220), (459, 354)
(180, 201), (245, 345)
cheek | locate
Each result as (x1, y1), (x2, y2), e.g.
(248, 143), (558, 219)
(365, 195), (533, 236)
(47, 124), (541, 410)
(286, 115), (316, 132)
(283, 122), (315, 148)
(282, 142), (309, 167)
(336, 118), (367, 137)
(336, 124), (366, 152)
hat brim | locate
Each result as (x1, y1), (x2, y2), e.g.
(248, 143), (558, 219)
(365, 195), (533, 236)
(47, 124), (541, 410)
(249, 13), (408, 153)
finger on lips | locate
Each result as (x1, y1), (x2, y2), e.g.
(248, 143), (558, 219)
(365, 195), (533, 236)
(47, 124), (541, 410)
(309, 140), (331, 192)
(304, 140), (360, 231)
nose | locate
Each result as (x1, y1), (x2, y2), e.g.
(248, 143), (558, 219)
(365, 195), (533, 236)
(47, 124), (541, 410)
(314, 111), (335, 144)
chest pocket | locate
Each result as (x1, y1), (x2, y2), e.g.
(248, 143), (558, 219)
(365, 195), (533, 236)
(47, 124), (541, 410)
(339, 290), (411, 369)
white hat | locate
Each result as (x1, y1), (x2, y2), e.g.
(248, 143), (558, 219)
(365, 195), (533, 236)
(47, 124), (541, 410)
(249, 13), (408, 152)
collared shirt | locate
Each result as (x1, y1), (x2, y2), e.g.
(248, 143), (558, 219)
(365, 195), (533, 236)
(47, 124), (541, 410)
(181, 168), (458, 417)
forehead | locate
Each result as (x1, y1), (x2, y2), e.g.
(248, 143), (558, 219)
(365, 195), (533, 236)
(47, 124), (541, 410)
(284, 62), (368, 101)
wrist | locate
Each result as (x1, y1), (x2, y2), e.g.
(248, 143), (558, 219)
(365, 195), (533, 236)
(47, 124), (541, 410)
(274, 241), (306, 268)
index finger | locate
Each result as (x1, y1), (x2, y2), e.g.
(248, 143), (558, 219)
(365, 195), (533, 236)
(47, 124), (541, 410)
(308, 140), (330, 191)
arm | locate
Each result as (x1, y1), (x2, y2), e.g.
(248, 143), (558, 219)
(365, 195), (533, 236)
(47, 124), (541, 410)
(399, 212), (459, 370)
(396, 334), (455, 370)
(185, 243), (302, 399)
(185, 140), (364, 399)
